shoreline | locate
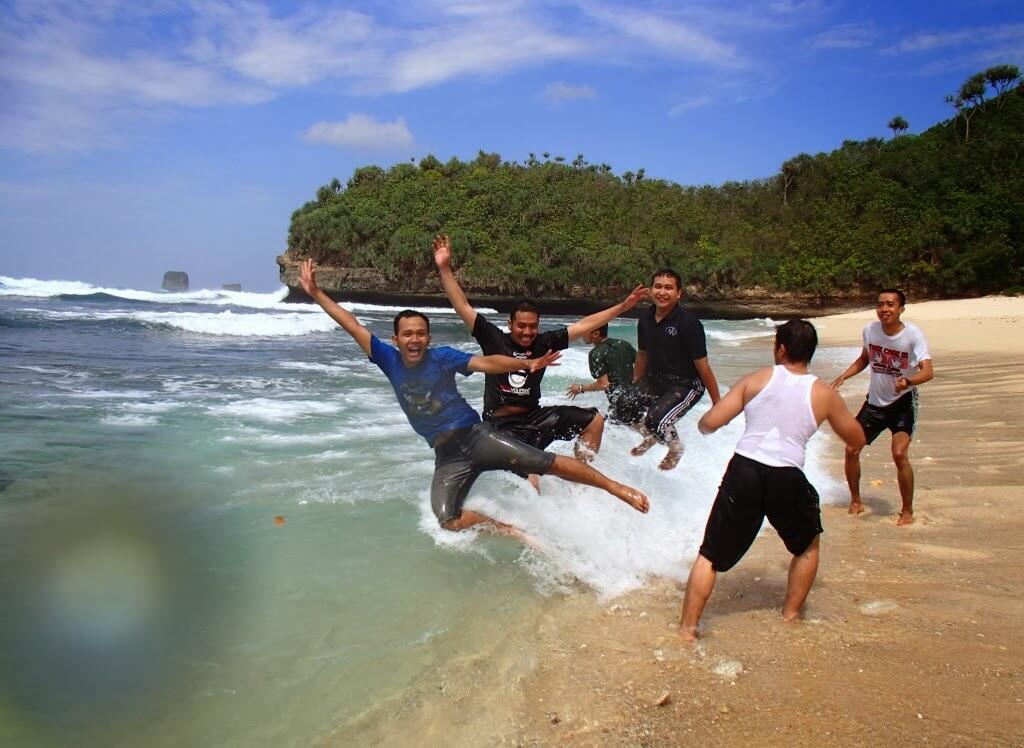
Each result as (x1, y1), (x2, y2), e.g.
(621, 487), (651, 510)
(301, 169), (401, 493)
(331, 297), (1024, 744)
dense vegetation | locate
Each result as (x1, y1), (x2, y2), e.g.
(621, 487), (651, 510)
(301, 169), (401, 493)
(286, 67), (1023, 298)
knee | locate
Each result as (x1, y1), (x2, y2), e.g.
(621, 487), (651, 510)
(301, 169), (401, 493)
(845, 444), (863, 458)
(892, 450), (910, 468)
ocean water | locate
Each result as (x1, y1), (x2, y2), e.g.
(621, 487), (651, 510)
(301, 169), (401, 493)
(0, 276), (852, 745)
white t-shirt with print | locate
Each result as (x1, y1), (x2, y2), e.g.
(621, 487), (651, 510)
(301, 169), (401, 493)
(863, 321), (931, 407)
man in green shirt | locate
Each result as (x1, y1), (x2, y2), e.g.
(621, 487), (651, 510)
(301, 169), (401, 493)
(567, 325), (644, 426)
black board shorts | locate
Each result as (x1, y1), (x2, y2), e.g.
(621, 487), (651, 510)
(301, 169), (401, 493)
(856, 390), (917, 444)
(698, 454), (823, 572)
(488, 405), (599, 451)
(430, 422), (557, 524)
(606, 384), (646, 425)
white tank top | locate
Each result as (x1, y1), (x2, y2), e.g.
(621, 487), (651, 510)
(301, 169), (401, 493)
(734, 365), (818, 469)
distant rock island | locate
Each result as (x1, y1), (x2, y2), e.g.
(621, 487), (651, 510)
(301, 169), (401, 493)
(221, 283), (242, 292)
(162, 271), (189, 292)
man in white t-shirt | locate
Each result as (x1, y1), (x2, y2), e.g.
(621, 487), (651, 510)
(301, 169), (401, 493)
(831, 289), (934, 525)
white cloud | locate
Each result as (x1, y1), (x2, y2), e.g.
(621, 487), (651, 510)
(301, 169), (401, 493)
(544, 81), (596, 102)
(812, 22), (878, 50)
(886, 23), (1024, 55)
(302, 114), (414, 150)
(0, 0), (760, 152)
(668, 95), (713, 117)
(581, 4), (741, 68)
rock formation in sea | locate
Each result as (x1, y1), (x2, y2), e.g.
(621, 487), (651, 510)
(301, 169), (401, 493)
(162, 271), (189, 292)
(221, 283), (242, 292)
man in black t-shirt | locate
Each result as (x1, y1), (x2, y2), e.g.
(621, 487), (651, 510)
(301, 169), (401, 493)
(434, 235), (647, 488)
(631, 268), (721, 470)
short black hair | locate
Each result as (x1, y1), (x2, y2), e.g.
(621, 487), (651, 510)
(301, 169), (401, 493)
(775, 319), (818, 364)
(509, 299), (540, 321)
(393, 309), (430, 334)
(879, 288), (906, 307)
(595, 324), (609, 338)
(652, 267), (682, 290)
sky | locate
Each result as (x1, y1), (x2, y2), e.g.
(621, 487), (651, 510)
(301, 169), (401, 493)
(1, 1), (1021, 292)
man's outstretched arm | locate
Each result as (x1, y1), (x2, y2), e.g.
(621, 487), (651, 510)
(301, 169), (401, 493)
(566, 285), (649, 342)
(830, 347), (869, 389)
(468, 350), (561, 375)
(822, 385), (867, 449)
(300, 259), (372, 356)
(698, 371), (754, 434)
(433, 234), (478, 332)
(694, 356), (722, 405)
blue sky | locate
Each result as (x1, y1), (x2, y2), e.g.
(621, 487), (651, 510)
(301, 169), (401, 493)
(1, 0), (1021, 291)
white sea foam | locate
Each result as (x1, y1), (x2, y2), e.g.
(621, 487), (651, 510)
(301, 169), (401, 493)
(208, 397), (344, 422)
(101, 414), (159, 426)
(0, 275), (497, 314)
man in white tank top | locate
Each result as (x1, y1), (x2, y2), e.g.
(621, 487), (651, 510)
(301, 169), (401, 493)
(679, 320), (865, 642)
(831, 289), (933, 525)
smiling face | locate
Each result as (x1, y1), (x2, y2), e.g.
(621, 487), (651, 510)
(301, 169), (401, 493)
(651, 274), (682, 313)
(876, 292), (905, 328)
(509, 310), (540, 348)
(392, 315), (431, 366)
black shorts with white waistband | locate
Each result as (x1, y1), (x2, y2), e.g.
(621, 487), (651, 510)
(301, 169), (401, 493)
(698, 454), (822, 572)
(856, 390), (917, 444)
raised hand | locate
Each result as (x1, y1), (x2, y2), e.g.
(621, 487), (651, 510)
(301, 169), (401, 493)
(621, 284), (650, 310)
(433, 234), (452, 268)
(299, 259), (319, 298)
(528, 349), (562, 373)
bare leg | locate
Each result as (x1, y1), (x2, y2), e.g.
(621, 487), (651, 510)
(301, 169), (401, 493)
(782, 535), (820, 622)
(892, 432), (914, 525)
(631, 423), (658, 457)
(658, 438), (684, 471)
(679, 554), (716, 642)
(443, 510), (537, 547)
(844, 444), (865, 515)
(547, 455), (649, 513)
(575, 412), (604, 462)
(527, 474), (541, 493)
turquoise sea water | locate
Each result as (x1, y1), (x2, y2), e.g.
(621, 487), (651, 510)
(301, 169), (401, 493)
(0, 277), (851, 745)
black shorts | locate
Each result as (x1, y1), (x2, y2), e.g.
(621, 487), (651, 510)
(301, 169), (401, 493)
(488, 405), (599, 450)
(698, 454), (822, 572)
(856, 390), (917, 445)
(634, 376), (705, 444)
(430, 422), (557, 524)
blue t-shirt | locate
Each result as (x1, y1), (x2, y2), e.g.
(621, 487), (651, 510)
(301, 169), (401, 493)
(369, 335), (480, 446)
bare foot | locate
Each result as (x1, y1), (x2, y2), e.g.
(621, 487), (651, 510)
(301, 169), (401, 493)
(781, 611), (803, 623)
(896, 510), (914, 526)
(848, 500), (865, 515)
(527, 474), (541, 493)
(631, 436), (657, 457)
(613, 484), (649, 513)
(678, 625), (699, 643)
(658, 447), (683, 471)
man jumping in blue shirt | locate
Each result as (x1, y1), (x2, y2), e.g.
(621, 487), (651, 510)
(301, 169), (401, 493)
(300, 260), (649, 538)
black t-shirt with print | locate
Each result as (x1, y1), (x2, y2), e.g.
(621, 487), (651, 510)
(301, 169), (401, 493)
(636, 304), (707, 384)
(472, 315), (570, 417)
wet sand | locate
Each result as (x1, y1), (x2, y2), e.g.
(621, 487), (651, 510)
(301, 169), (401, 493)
(330, 297), (1024, 746)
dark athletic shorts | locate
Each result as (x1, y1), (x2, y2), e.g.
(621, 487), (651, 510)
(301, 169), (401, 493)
(856, 390), (917, 445)
(607, 384), (645, 426)
(634, 376), (705, 444)
(488, 405), (599, 451)
(430, 422), (556, 524)
(698, 454), (823, 572)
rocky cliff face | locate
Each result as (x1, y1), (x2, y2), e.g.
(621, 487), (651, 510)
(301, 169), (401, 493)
(276, 254), (869, 318)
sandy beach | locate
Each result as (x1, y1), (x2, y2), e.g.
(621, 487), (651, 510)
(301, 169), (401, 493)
(334, 296), (1024, 746)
